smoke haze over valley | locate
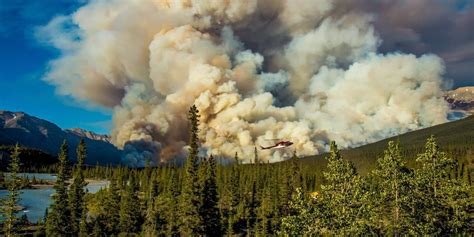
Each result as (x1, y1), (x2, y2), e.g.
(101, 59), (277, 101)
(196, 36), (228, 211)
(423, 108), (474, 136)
(32, 0), (474, 166)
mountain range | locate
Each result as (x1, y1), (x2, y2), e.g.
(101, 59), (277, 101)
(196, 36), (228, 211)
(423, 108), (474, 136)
(0, 110), (121, 165)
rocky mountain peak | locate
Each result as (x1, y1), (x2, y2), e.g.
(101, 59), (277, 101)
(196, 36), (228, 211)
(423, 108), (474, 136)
(0, 110), (120, 165)
(65, 128), (111, 142)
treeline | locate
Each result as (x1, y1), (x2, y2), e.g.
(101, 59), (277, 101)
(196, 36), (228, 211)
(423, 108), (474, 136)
(1, 106), (473, 236)
(0, 173), (52, 190)
(79, 138), (473, 236)
(0, 145), (58, 172)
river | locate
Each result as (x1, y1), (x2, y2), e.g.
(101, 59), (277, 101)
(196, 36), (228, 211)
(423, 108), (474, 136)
(0, 173), (108, 223)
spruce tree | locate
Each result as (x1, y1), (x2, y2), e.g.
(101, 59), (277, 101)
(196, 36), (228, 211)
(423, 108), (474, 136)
(1, 144), (22, 236)
(371, 141), (414, 234)
(162, 167), (180, 236)
(119, 176), (141, 234)
(143, 172), (164, 237)
(46, 140), (73, 235)
(178, 105), (204, 235)
(79, 207), (88, 236)
(320, 141), (362, 235)
(415, 136), (462, 235)
(69, 139), (88, 234)
(246, 180), (258, 234)
(289, 151), (301, 191)
(280, 152), (301, 217)
(257, 181), (273, 235)
(103, 178), (120, 234)
(201, 155), (222, 236)
(280, 188), (317, 236)
(226, 153), (241, 235)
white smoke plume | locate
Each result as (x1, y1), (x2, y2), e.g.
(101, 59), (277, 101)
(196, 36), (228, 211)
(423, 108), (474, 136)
(40, 0), (449, 165)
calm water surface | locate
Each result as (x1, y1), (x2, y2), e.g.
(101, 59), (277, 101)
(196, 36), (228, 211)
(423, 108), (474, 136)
(0, 173), (108, 222)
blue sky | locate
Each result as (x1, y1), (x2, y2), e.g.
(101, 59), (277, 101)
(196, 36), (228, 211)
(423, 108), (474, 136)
(0, 0), (112, 134)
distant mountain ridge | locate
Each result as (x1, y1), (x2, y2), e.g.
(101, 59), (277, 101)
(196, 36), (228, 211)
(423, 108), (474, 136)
(65, 128), (111, 143)
(0, 110), (121, 165)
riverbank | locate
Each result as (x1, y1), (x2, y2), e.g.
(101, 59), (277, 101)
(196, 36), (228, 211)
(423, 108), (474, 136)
(0, 174), (109, 222)
(26, 179), (108, 190)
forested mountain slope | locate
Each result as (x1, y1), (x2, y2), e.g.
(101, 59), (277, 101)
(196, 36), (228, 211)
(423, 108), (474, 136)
(301, 115), (474, 183)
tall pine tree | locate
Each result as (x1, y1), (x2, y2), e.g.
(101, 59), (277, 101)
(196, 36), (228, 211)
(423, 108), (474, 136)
(226, 153), (241, 235)
(178, 104), (204, 235)
(119, 176), (141, 234)
(320, 141), (362, 235)
(163, 166), (180, 236)
(79, 207), (88, 236)
(415, 136), (460, 235)
(69, 139), (88, 234)
(280, 188), (316, 236)
(46, 140), (73, 235)
(201, 155), (222, 235)
(1, 144), (22, 236)
(371, 141), (414, 234)
(103, 178), (121, 235)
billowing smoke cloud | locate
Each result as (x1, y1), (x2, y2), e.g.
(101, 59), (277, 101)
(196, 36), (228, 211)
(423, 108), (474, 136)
(40, 0), (451, 165)
(354, 0), (474, 87)
(122, 139), (161, 167)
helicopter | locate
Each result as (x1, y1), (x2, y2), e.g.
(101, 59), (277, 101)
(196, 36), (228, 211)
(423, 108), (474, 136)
(260, 140), (294, 150)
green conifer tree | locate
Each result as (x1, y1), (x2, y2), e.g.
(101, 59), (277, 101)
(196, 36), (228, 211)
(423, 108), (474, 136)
(413, 136), (472, 234)
(162, 167), (180, 236)
(280, 188), (316, 236)
(178, 105), (204, 235)
(46, 140), (73, 235)
(257, 181), (273, 235)
(103, 178), (120, 234)
(119, 176), (141, 234)
(201, 155), (222, 236)
(1, 144), (22, 236)
(79, 207), (88, 237)
(371, 141), (414, 234)
(246, 180), (258, 234)
(320, 141), (362, 235)
(280, 152), (301, 217)
(289, 151), (301, 191)
(226, 153), (241, 235)
(69, 139), (88, 234)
